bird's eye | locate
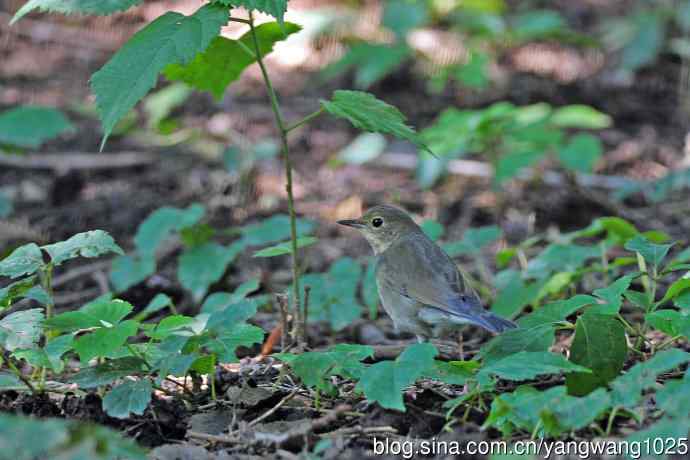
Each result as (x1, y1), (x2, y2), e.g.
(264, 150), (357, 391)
(372, 217), (383, 228)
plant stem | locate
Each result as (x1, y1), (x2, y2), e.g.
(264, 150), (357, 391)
(285, 107), (325, 133)
(248, 13), (302, 329)
(6, 356), (36, 394)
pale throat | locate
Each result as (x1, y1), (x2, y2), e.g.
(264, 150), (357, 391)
(363, 232), (396, 255)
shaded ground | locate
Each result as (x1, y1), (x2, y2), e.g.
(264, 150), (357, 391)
(2, 0), (690, 458)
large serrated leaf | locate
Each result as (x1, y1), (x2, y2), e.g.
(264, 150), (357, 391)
(42, 230), (123, 266)
(357, 343), (437, 411)
(90, 4), (229, 146)
(71, 357), (148, 388)
(0, 276), (37, 309)
(73, 320), (139, 363)
(478, 351), (590, 382)
(102, 379), (153, 419)
(177, 241), (244, 301)
(165, 22), (301, 100)
(321, 90), (429, 153)
(610, 348), (690, 408)
(0, 308), (44, 351)
(566, 312), (627, 395)
(0, 106), (74, 148)
(213, 0), (288, 24)
(134, 203), (205, 258)
(0, 243), (43, 279)
(0, 413), (146, 459)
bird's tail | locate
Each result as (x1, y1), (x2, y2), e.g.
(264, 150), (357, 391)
(470, 311), (518, 333)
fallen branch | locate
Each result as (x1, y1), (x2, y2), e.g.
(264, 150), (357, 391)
(0, 151), (156, 173)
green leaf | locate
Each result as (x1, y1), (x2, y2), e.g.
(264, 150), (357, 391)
(45, 298), (133, 332)
(566, 312), (627, 395)
(42, 230), (123, 266)
(73, 320), (139, 363)
(655, 372), (690, 417)
(165, 22), (301, 99)
(134, 203), (205, 258)
(626, 416), (690, 451)
(0, 106), (74, 148)
(362, 259), (379, 319)
(0, 308), (44, 351)
(480, 324), (554, 364)
(526, 243), (599, 279)
(383, 0), (428, 38)
(90, 4), (229, 145)
(302, 258), (364, 330)
(558, 133), (603, 173)
(109, 254), (156, 292)
(357, 343), (438, 411)
(239, 214), (315, 246)
(491, 269), (543, 317)
(320, 43), (411, 90)
(285, 344), (374, 392)
(143, 82), (192, 129)
(11, 0), (142, 24)
(518, 294), (596, 328)
(178, 241), (244, 301)
(589, 274), (636, 315)
(134, 293), (173, 321)
(495, 150), (544, 184)
(0, 276), (37, 309)
(550, 105), (612, 129)
(419, 220), (444, 241)
(205, 300), (258, 330)
(478, 351), (590, 382)
(485, 385), (610, 437)
(252, 236), (317, 257)
(102, 379), (153, 419)
(512, 9), (566, 41)
(0, 413), (146, 460)
(71, 357), (148, 388)
(443, 225), (501, 256)
(645, 309), (690, 338)
(214, 0), (288, 24)
(426, 360), (479, 385)
(610, 348), (690, 408)
(0, 243), (43, 279)
(321, 90), (429, 153)
(147, 315), (195, 340)
(338, 132), (387, 165)
(658, 277), (690, 305)
(455, 50), (490, 88)
(620, 13), (665, 72)
(155, 352), (199, 378)
(14, 334), (74, 373)
(205, 323), (264, 362)
(625, 234), (673, 270)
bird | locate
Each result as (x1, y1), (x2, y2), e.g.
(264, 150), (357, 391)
(338, 204), (516, 343)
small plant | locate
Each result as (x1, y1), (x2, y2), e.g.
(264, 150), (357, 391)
(416, 101), (611, 188)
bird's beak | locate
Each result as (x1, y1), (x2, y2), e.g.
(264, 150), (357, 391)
(337, 219), (366, 229)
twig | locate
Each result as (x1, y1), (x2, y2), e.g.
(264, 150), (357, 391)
(302, 285), (311, 349)
(319, 425), (398, 438)
(0, 151), (156, 173)
(247, 12), (302, 322)
(247, 388), (300, 427)
(276, 294), (290, 351)
(187, 430), (237, 444)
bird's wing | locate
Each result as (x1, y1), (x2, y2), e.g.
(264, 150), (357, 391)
(376, 233), (483, 317)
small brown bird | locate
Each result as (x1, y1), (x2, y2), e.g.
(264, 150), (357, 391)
(338, 205), (516, 342)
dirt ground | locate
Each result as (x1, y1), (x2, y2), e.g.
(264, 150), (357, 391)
(2, 0), (690, 458)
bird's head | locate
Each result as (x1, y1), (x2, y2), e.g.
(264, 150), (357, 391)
(337, 205), (420, 254)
